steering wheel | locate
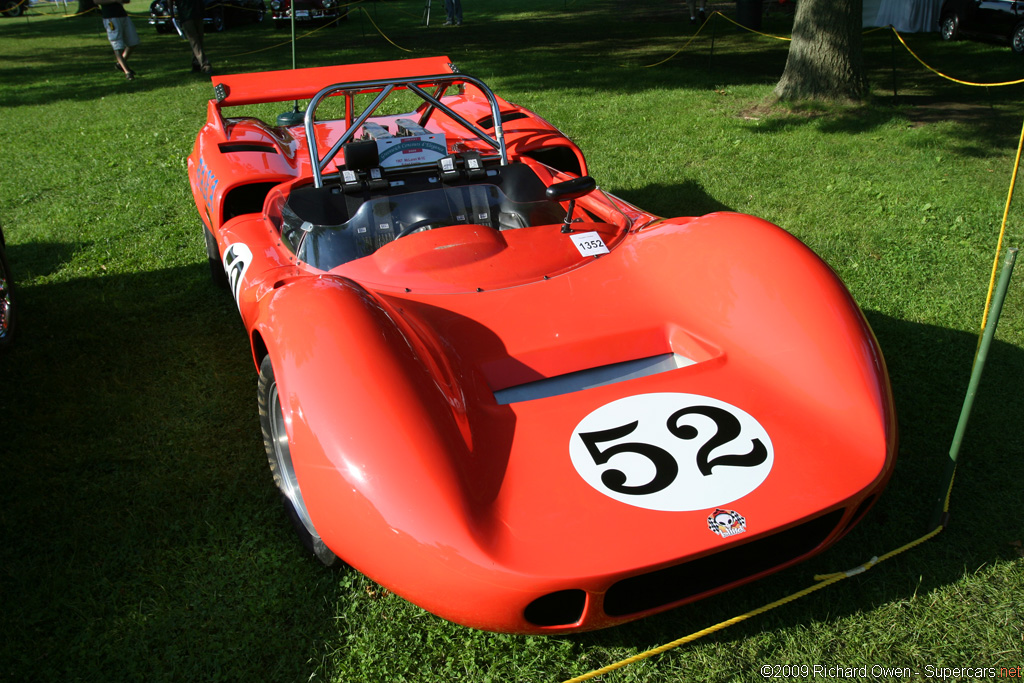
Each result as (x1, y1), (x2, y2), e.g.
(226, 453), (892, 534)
(395, 218), (445, 240)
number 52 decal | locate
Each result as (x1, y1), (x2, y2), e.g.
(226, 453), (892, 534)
(569, 393), (773, 512)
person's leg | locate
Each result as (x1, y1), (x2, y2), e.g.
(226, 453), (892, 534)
(113, 48), (130, 74)
(181, 19), (210, 71)
(106, 18), (135, 78)
(120, 18), (139, 66)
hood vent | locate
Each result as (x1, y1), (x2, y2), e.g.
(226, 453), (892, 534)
(493, 352), (694, 405)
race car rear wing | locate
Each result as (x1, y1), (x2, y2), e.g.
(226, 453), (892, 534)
(210, 56), (457, 107)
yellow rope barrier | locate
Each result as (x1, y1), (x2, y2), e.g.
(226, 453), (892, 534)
(889, 26), (1024, 87)
(713, 9), (791, 41)
(223, 0), (414, 60)
(350, 4), (413, 52)
(980, 116), (1024, 335)
(641, 11), (723, 68)
(643, 10), (1024, 90)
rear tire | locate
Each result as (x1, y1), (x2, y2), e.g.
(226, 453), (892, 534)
(258, 355), (340, 567)
(204, 228), (230, 289)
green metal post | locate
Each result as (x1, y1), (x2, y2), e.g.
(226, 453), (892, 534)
(931, 246), (1018, 529)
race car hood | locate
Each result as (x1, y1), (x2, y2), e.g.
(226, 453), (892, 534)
(381, 214), (891, 568)
(272, 211), (894, 622)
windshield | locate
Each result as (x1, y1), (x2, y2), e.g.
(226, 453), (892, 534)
(283, 182), (567, 271)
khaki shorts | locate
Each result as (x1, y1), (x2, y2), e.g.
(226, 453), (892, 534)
(105, 16), (140, 51)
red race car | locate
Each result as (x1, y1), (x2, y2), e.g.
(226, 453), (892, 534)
(189, 56), (897, 634)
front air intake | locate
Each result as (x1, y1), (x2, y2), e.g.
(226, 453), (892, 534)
(603, 509), (845, 617)
(524, 589), (587, 627)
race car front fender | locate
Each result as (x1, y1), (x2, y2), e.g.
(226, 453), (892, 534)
(252, 276), (543, 629)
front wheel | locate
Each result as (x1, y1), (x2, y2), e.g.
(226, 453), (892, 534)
(940, 13), (959, 41)
(258, 355), (340, 567)
(1013, 22), (1024, 54)
(211, 8), (225, 31)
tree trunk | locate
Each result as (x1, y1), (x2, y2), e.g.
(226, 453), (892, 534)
(774, 0), (868, 102)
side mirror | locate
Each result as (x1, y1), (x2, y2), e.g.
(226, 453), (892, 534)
(545, 175), (597, 202)
(546, 176), (597, 232)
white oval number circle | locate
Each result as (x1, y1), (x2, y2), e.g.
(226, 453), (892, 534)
(569, 393), (773, 512)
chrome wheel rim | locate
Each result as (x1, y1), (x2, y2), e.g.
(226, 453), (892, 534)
(941, 18), (954, 40)
(268, 381), (317, 537)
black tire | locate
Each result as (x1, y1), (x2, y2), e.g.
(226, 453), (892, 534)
(258, 355), (340, 567)
(255, 2), (264, 22)
(204, 228), (230, 289)
(940, 13), (959, 41)
(0, 234), (16, 350)
(211, 7), (225, 31)
(1, 0), (24, 18)
(1013, 22), (1024, 55)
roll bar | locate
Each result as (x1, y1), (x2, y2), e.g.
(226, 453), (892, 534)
(303, 73), (508, 188)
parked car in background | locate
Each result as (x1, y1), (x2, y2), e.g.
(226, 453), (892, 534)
(270, 0), (346, 29)
(149, 0), (265, 33)
(940, 0), (1024, 54)
(1, 0), (34, 18)
(0, 225), (15, 350)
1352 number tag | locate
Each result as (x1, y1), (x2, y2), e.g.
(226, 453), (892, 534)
(570, 231), (610, 257)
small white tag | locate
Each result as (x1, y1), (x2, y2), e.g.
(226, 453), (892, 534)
(571, 231), (609, 257)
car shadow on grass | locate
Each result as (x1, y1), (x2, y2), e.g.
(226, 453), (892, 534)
(615, 180), (735, 218)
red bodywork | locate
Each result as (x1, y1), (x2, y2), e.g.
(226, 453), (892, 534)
(188, 56), (897, 634)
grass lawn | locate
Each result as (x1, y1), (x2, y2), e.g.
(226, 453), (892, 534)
(1, 0), (1022, 680)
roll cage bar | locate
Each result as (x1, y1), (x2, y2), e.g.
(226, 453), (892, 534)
(303, 73), (509, 189)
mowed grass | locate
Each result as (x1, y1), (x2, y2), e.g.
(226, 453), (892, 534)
(1, 0), (1022, 680)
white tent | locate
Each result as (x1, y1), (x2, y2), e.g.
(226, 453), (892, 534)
(864, 0), (943, 32)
